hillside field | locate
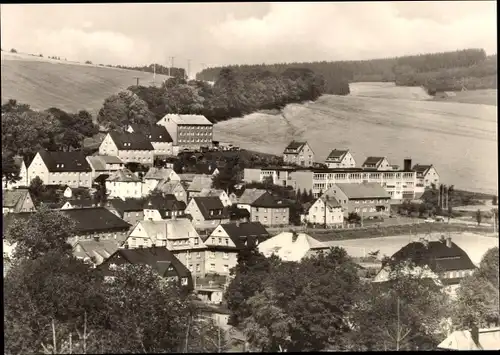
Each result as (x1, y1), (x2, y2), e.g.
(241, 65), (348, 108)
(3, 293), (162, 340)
(214, 83), (498, 195)
(1, 52), (169, 114)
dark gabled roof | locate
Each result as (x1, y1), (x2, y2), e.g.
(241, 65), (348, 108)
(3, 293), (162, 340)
(38, 150), (92, 172)
(192, 197), (229, 220)
(251, 192), (289, 208)
(102, 247), (191, 279)
(221, 222), (270, 240)
(129, 124), (173, 143)
(108, 131), (154, 151)
(389, 239), (477, 273)
(283, 141), (306, 154)
(326, 149), (349, 161)
(62, 208), (131, 233)
(412, 164), (432, 174)
(107, 198), (145, 214)
(229, 207), (251, 220)
(362, 157), (385, 166)
(144, 195), (187, 218)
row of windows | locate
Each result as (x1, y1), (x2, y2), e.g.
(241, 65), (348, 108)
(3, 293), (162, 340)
(178, 138), (211, 143)
(210, 237), (230, 246)
(313, 172), (416, 180)
(254, 208), (288, 213)
(180, 131), (211, 136)
(179, 126), (212, 130)
(255, 216), (287, 222)
(188, 263), (229, 273)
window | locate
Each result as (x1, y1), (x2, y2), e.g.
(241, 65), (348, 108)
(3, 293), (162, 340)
(212, 237), (216, 244)
(187, 251), (191, 259)
(225, 238), (229, 245)
(223, 252), (229, 259)
(194, 238), (199, 245)
(197, 252), (201, 259)
(210, 264), (215, 271)
(196, 264), (200, 272)
(181, 277), (188, 286)
(188, 264), (193, 272)
(218, 237), (222, 244)
(223, 265), (229, 273)
(210, 252), (216, 259)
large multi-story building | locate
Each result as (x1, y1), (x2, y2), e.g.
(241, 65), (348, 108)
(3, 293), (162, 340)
(243, 159), (424, 201)
(27, 150), (93, 188)
(282, 141), (315, 167)
(156, 114), (213, 150)
(99, 131), (154, 165)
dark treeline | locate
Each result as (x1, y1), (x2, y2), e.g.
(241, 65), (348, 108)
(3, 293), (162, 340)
(197, 48), (495, 94)
(109, 63), (186, 79)
(112, 66), (329, 125)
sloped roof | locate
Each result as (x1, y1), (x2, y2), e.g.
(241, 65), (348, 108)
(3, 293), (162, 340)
(389, 239), (477, 273)
(73, 239), (120, 263)
(362, 157), (385, 167)
(145, 195), (187, 218)
(87, 156), (123, 171)
(194, 163), (218, 175)
(106, 169), (141, 182)
(156, 180), (185, 195)
(238, 188), (267, 205)
(65, 199), (96, 208)
(3, 189), (30, 209)
(134, 219), (202, 243)
(251, 192), (289, 208)
(318, 194), (342, 208)
(283, 141), (306, 154)
(187, 175), (214, 192)
(192, 197), (229, 220)
(178, 173), (197, 182)
(326, 149), (349, 162)
(103, 247), (191, 278)
(144, 168), (175, 180)
(161, 114), (212, 125)
(438, 327), (500, 350)
(107, 198), (145, 214)
(412, 164), (432, 174)
(199, 188), (224, 197)
(335, 182), (391, 200)
(128, 124), (173, 143)
(62, 208), (131, 233)
(38, 150), (92, 172)
(108, 131), (154, 151)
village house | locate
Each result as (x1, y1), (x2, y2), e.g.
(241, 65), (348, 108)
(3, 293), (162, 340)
(244, 158), (420, 200)
(413, 164), (440, 189)
(187, 174), (215, 199)
(124, 219), (206, 277)
(155, 180), (188, 204)
(99, 247), (193, 290)
(282, 141), (315, 167)
(258, 231), (329, 262)
(143, 195), (187, 221)
(438, 326), (500, 350)
(3, 156), (29, 189)
(322, 182), (391, 219)
(185, 196), (231, 230)
(204, 221), (271, 276)
(105, 198), (145, 225)
(236, 188), (267, 211)
(324, 149), (356, 169)
(86, 155), (124, 181)
(373, 236), (477, 298)
(60, 198), (96, 210)
(304, 194), (344, 227)
(73, 239), (121, 266)
(142, 167), (180, 195)
(98, 131), (154, 165)
(157, 114), (213, 151)
(361, 156), (392, 170)
(105, 168), (143, 199)
(247, 192), (290, 227)
(27, 150), (93, 188)
(2, 189), (36, 214)
(126, 124), (174, 157)
(198, 188), (232, 207)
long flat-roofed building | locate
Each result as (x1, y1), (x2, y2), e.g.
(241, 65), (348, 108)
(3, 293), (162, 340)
(156, 114), (213, 150)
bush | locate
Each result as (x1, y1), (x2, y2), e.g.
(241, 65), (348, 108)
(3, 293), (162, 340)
(10, 48), (17, 53)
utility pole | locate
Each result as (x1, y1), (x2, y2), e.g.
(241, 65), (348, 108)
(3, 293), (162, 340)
(171, 56), (175, 78)
(134, 77), (140, 86)
(187, 59), (191, 80)
(396, 296), (400, 351)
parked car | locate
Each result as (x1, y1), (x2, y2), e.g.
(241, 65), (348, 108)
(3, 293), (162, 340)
(424, 218), (435, 223)
(435, 216), (445, 222)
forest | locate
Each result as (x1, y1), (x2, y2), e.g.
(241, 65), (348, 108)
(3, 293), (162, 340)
(196, 48), (496, 94)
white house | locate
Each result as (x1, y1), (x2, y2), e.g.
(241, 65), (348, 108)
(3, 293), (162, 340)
(325, 149), (356, 169)
(198, 188), (232, 207)
(105, 168), (143, 199)
(305, 195), (344, 227)
(126, 124), (174, 157)
(361, 157), (392, 170)
(142, 168), (180, 195)
(156, 180), (188, 204)
(258, 231), (330, 262)
(282, 141), (315, 167)
(185, 197), (230, 230)
(412, 164), (440, 189)
(143, 195), (187, 221)
(86, 155), (124, 180)
(99, 131), (154, 165)
(236, 188), (267, 213)
(27, 150), (93, 188)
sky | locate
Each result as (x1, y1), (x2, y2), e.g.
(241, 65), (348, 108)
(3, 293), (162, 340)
(1, 2), (497, 77)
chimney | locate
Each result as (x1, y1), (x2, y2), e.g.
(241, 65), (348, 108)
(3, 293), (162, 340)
(470, 324), (479, 346)
(446, 237), (452, 248)
(404, 158), (412, 172)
